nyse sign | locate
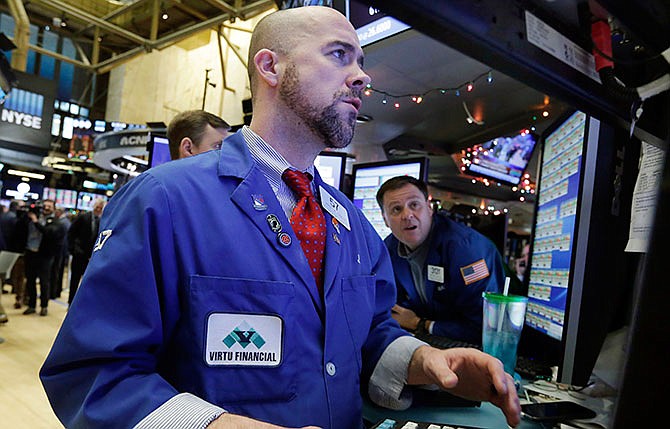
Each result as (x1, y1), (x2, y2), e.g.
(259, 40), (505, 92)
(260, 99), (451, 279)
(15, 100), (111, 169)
(0, 88), (45, 130)
(1, 109), (42, 129)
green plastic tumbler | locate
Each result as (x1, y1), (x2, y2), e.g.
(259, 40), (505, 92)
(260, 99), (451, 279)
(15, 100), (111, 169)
(482, 292), (528, 376)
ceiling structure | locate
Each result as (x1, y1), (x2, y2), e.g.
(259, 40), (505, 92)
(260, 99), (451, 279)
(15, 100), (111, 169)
(5, 0), (276, 74)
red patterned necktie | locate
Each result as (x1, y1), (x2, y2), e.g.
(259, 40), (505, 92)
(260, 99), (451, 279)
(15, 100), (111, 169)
(282, 169), (326, 295)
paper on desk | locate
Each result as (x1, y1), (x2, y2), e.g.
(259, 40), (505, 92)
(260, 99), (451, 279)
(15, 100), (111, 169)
(522, 384), (614, 429)
(625, 141), (665, 253)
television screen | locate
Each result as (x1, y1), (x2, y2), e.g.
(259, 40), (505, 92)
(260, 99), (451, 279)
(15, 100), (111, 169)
(148, 135), (171, 168)
(77, 191), (108, 211)
(463, 131), (538, 185)
(314, 151), (349, 191)
(42, 187), (78, 209)
(351, 157), (428, 239)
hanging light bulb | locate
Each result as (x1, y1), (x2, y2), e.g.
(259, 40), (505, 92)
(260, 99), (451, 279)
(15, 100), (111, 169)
(487, 71), (493, 83)
(466, 82), (474, 92)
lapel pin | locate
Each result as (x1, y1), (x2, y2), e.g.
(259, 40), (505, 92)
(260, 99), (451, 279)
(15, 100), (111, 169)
(277, 232), (292, 247)
(252, 194), (268, 211)
(266, 214), (282, 233)
(331, 217), (340, 234)
(332, 233), (340, 245)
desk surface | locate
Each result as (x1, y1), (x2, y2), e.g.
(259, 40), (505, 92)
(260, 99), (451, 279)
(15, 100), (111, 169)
(363, 398), (543, 429)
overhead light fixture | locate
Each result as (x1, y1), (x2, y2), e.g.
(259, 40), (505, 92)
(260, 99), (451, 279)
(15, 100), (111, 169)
(7, 169), (46, 180)
(462, 102), (484, 126)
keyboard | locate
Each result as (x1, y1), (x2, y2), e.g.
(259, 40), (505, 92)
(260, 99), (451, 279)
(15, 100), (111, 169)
(371, 418), (489, 429)
(514, 355), (553, 380)
(413, 332), (553, 380)
(413, 332), (481, 350)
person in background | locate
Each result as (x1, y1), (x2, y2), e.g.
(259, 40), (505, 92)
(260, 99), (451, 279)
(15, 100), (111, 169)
(41, 7), (520, 429)
(166, 110), (231, 160)
(22, 199), (66, 316)
(376, 176), (506, 345)
(515, 243), (530, 283)
(67, 198), (106, 305)
(49, 206), (71, 299)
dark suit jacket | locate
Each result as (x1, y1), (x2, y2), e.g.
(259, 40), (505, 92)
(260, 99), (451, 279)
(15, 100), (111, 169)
(68, 212), (99, 258)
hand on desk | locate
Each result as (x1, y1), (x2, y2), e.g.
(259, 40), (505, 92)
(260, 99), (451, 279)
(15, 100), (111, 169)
(407, 346), (521, 428)
(208, 413), (321, 429)
(391, 304), (421, 331)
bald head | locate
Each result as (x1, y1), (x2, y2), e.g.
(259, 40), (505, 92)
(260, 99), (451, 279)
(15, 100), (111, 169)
(248, 6), (353, 98)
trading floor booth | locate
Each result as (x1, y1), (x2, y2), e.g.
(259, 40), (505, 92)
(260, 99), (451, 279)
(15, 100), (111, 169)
(360, 1), (669, 428)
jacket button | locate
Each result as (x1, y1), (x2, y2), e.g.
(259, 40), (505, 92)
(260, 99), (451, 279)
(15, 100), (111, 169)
(326, 362), (336, 376)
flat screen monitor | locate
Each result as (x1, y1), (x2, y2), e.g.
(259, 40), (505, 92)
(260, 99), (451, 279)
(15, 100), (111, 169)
(42, 187), (77, 209)
(147, 134), (171, 168)
(314, 151), (349, 191)
(520, 110), (633, 386)
(351, 157), (428, 239)
(463, 131), (538, 186)
(77, 191), (108, 212)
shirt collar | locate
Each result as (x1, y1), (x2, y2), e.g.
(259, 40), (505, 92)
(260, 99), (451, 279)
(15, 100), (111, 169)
(241, 126), (315, 189)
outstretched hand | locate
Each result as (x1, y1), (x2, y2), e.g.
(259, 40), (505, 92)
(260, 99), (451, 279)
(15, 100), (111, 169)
(407, 346), (521, 427)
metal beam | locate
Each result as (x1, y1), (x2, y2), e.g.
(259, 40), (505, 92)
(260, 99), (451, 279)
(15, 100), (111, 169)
(37, 0), (149, 46)
(368, 0), (669, 148)
(28, 42), (93, 70)
(200, 0), (237, 15)
(76, 0), (151, 37)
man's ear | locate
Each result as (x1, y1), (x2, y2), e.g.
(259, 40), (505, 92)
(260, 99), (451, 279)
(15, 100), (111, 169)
(179, 137), (194, 158)
(254, 48), (280, 87)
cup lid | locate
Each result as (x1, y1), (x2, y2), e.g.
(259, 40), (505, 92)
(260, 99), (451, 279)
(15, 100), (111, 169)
(482, 292), (528, 303)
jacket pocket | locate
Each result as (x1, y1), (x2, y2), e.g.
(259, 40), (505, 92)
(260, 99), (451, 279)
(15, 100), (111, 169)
(189, 275), (297, 404)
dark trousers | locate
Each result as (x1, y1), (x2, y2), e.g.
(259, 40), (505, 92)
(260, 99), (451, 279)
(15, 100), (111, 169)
(50, 251), (66, 299)
(24, 251), (54, 309)
(68, 253), (89, 305)
(11, 255), (26, 305)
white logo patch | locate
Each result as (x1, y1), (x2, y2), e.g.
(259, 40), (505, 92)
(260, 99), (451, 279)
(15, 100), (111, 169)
(93, 229), (112, 252)
(205, 313), (283, 367)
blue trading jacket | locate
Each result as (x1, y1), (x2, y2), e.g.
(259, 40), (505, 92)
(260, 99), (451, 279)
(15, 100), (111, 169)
(40, 132), (407, 429)
(384, 212), (505, 344)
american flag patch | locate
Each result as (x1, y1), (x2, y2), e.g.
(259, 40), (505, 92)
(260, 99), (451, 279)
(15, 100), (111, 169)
(460, 259), (490, 285)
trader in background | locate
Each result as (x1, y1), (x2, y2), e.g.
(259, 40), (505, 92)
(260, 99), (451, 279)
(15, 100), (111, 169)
(41, 7), (519, 429)
(67, 198), (106, 305)
(377, 176), (506, 345)
(166, 110), (231, 160)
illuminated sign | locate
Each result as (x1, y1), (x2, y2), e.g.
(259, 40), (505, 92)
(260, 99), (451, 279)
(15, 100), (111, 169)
(0, 88), (44, 129)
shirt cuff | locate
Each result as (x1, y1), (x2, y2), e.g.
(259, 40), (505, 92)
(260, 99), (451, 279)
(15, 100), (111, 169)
(133, 393), (226, 429)
(368, 335), (427, 410)
(428, 320), (435, 334)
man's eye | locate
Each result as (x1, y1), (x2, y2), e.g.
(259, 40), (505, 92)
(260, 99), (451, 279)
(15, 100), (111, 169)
(332, 49), (346, 59)
(390, 207), (401, 215)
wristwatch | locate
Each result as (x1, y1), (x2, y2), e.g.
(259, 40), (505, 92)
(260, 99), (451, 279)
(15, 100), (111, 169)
(414, 317), (429, 335)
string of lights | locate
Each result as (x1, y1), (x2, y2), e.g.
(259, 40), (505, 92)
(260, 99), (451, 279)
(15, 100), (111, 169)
(363, 70), (494, 108)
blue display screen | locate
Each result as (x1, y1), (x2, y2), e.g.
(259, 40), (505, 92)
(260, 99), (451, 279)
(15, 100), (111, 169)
(526, 111), (586, 340)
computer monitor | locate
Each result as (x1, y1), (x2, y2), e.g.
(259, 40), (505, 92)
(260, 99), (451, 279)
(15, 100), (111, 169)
(351, 157), (428, 239)
(42, 187), (77, 209)
(147, 134), (172, 168)
(314, 151), (350, 191)
(462, 130), (538, 186)
(520, 110), (634, 386)
(77, 192), (108, 211)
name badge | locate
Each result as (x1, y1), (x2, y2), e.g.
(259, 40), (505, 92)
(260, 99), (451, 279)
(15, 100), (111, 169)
(427, 265), (444, 283)
(205, 313), (283, 367)
(319, 186), (350, 230)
